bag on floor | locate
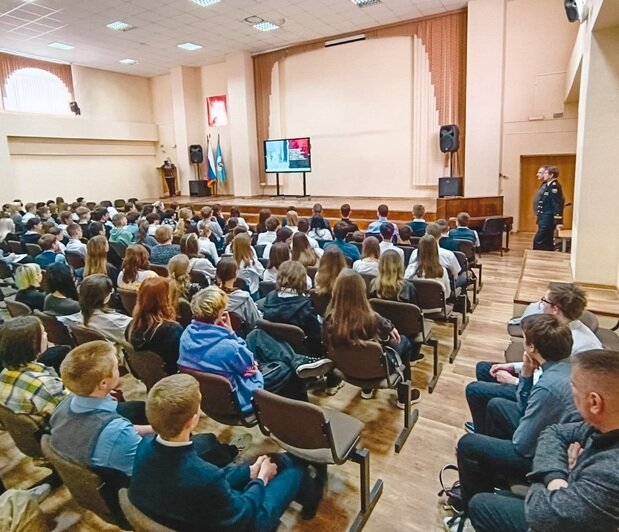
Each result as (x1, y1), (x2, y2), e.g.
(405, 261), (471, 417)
(437, 464), (464, 513)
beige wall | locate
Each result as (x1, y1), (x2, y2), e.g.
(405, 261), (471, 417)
(150, 74), (177, 164)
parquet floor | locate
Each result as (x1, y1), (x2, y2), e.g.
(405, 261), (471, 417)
(0, 234), (534, 532)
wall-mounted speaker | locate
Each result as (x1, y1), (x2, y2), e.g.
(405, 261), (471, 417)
(189, 144), (203, 164)
(439, 125), (460, 153)
(438, 177), (463, 198)
(564, 0), (587, 23)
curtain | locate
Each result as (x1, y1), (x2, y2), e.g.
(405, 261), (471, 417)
(0, 52), (74, 99)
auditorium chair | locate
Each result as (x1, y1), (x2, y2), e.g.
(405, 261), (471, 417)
(478, 216), (506, 256)
(65, 251), (85, 269)
(179, 366), (257, 427)
(258, 257), (269, 269)
(177, 298), (192, 328)
(68, 323), (108, 345)
(369, 299), (442, 393)
(109, 241), (127, 260)
(307, 265), (318, 283)
(124, 350), (168, 391)
(5, 299), (32, 317)
(0, 404), (47, 463)
(113, 199), (126, 211)
(359, 273), (376, 297)
(328, 340), (418, 453)
(148, 262), (169, 277)
(189, 269), (210, 288)
(453, 250), (478, 308)
(411, 279), (461, 363)
(25, 243), (42, 258)
(7, 240), (24, 254)
(396, 245), (416, 265)
(256, 319), (309, 355)
(258, 280), (276, 299)
(252, 388), (383, 532)
(117, 287), (138, 315)
(118, 488), (175, 532)
(309, 288), (330, 317)
(455, 240), (482, 291)
(33, 310), (74, 347)
(253, 244), (267, 258)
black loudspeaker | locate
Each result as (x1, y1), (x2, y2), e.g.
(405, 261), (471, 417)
(189, 180), (211, 197)
(189, 144), (203, 164)
(438, 177), (463, 198)
(564, 0), (579, 22)
(439, 125), (460, 153)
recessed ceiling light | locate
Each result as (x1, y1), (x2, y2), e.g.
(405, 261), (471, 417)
(253, 21), (279, 32)
(177, 42), (202, 51)
(244, 16), (263, 24)
(48, 42), (74, 50)
(106, 20), (135, 31)
(190, 0), (221, 6)
(119, 58), (138, 65)
(351, 0), (382, 6)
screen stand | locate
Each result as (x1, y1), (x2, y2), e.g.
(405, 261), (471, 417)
(271, 172), (310, 199)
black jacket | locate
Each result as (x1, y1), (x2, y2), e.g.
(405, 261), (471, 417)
(129, 320), (184, 375)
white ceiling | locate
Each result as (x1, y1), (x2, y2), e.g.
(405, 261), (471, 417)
(0, 0), (467, 77)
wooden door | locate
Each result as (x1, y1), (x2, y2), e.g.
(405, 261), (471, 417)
(519, 154), (576, 232)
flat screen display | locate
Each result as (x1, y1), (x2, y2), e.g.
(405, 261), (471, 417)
(264, 137), (311, 173)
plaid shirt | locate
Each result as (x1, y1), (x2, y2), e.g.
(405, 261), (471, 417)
(0, 362), (68, 428)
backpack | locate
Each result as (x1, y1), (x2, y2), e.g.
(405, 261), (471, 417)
(437, 464), (464, 513)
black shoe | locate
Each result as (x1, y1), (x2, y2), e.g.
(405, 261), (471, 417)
(295, 357), (333, 379)
(300, 473), (324, 520)
(397, 388), (421, 409)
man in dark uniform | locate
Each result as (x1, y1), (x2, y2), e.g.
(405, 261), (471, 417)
(533, 165), (564, 250)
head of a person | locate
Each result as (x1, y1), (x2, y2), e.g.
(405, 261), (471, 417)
(37, 206), (51, 219)
(84, 235), (109, 277)
(155, 224), (173, 244)
(0, 217), (15, 241)
(112, 213), (127, 228)
(297, 218), (310, 234)
(67, 223), (82, 239)
(131, 277), (177, 332)
(46, 262), (78, 300)
(25, 202), (36, 214)
(92, 208), (108, 223)
(200, 206), (213, 220)
(315, 246), (346, 295)
(178, 207), (193, 223)
(286, 210), (299, 227)
(26, 217), (42, 232)
(435, 219), (450, 236)
(197, 220), (212, 239)
(76, 206), (90, 221)
(399, 226), (412, 242)
(38, 233), (59, 252)
(522, 314), (573, 363)
(275, 226), (293, 244)
(416, 234), (443, 279)
(212, 204), (221, 217)
(277, 260), (307, 295)
(226, 217), (238, 234)
(215, 257), (238, 290)
(79, 274), (113, 325)
(121, 244), (150, 283)
(291, 231), (312, 257)
(0, 316), (45, 369)
(180, 233), (200, 259)
(147, 374), (201, 440)
(229, 207), (241, 219)
(60, 341), (118, 396)
(59, 210), (73, 225)
(571, 349), (619, 431)
(456, 212), (470, 228)
(257, 208), (271, 231)
(191, 285), (228, 324)
(351, 230), (365, 243)
(232, 232), (253, 265)
(15, 263), (42, 290)
(88, 221), (105, 238)
(377, 204), (389, 218)
(333, 221), (350, 241)
(412, 204), (425, 219)
(361, 236), (380, 260)
(312, 203), (323, 215)
(536, 166), (549, 180)
(545, 165), (560, 182)
(543, 282), (587, 321)
(424, 223), (442, 241)
(341, 203), (351, 218)
(374, 250), (404, 299)
(146, 212), (160, 225)
(265, 216), (279, 233)
(379, 222), (394, 242)
(267, 242), (291, 270)
(167, 253), (190, 281)
(126, 212), (139, 226)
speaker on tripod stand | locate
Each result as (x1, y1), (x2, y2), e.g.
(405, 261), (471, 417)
(438, 125), (462, 197)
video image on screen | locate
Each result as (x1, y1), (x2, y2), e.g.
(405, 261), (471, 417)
(264, 137), (311, 173)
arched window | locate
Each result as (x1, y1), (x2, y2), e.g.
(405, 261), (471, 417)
(3, 67), (72, 115)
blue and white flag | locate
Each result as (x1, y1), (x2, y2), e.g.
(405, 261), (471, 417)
(216, 134), (227, 184)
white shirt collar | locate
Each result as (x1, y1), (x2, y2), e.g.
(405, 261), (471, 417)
(156, 435), (193, 447)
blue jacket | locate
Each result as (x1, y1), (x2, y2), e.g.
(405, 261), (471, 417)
(323, 239), (360, 262)
(34, 250), (67, 269)
(449, 227), (477, 245)
(178, 321), (264, 413)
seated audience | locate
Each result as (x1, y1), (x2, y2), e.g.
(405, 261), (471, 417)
(66, 223), (87, 257)
(88, 220), (106, 239)
(212, 204), (226, 231)
(15, 263), (45, 311)
(135, 219), (158, 248)
(21, 202), (37, 225)
(405, 234), (451, 298)
(435, 219), (461, 252)
(0, 316), (67, 429)
(323, 221), (361, 263)
(35, 233), (67, 268)
(353, 236), (380, 276)
(59, 274), (132, 350)
(339, 203), (359, 235)
(168, 254), (201, 301)
(125, 212), (139, 238)
(173, 207), (196, 241)
(20, 217), (43, 245)
(47, 227), (67, 252)
(323, 269), (420, 408)
(407, 204), (427, 237)
(109, 213), (133, 246)
(467, 349), (619, 532)
(44, 262), (80, 316)
(150, 225), (181, 265)
(297, 218), (323, 257)
(256, 215), (279, 246)
(181, 233), (216, 279)
(291, 232), (320, 269)
(254, 207), (271, 235)
(75, 206), (90, 234)
(367, 204), (399, 236)
(309, 203), (331, 235)
(128, 277), (183, 375)
(378, 223), (405, 263)
(285, 210), (299, 234)
(407, 223), (461, 281)
(449, 211), (480, 247)
(229, 207), (249, 231)
(314, 246), (346, 298)
(117, 244), (158, 291)
(145, 212), (160, 236)
(371, 250), (417, 305)
(129, 374), (318, 530)
(262, 226), (293, 260)
(197, 220), (220, 263)
(397, 225), (414, 246)
(263, 242), (292, 284)
(80, 235), (119, 286)
(215, 258), (262, 330)
(232, 233), (264, 299)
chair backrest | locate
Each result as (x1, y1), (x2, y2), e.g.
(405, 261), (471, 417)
(228, 310), (246, 337)
(6, 299), (32, 317)
(109, 241), (127, 260)
(178, 366), (252, 425)
(0, 259), (15, 281)
(410, 278), (448, 315)
(452, 250), (468, 276)
(481, 216), (506, 234)
(455, 239), (476, 264)
(25, 243), (42, 258)
(397, 245), (416, 264)
(256, 319), (305, 351)
(65, 251), (85, 269)
(258, 257), (269, 269)
(344, 256), (353, 268)
(33, 310), (74, 346)
(177, 298), (192, 327)
(359, 273), (376, 296)
(86, 202), (97, 210)
(329, 340), (387, 381)
(253, 389), (334, 451)
(40, 434), (116, 524)
(117, 288), (138, 315)
(113, 199), (126, 209)
(148, 263), (169, 277)
(0, 404), (44, 459)
(124, 350), (168, 391)
(189, 269), (210, 288)
(309, 289), (330, 317)
(8, 240), (24, 254)
(69, 323), (108, 345)
(580, 309), (599, 333)
(368, 298), (424, 337)
(254, 244), (266, 258)
(118, 488), (175, 532)
(258, 281), (276, 299)
(306, 266), (318, 283)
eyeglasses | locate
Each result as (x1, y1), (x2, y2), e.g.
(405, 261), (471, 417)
(540, 297), (555, 307)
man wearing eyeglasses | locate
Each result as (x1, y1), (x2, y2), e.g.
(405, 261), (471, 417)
(532, 165), (564, 251)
